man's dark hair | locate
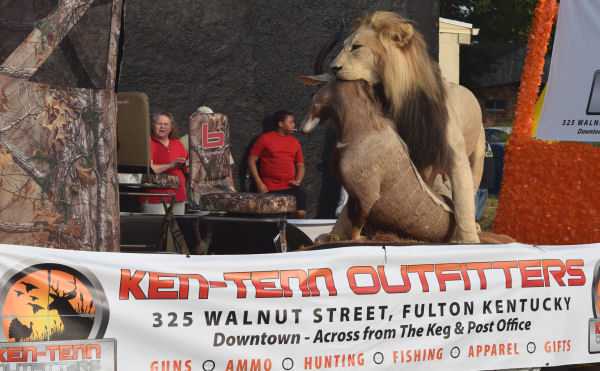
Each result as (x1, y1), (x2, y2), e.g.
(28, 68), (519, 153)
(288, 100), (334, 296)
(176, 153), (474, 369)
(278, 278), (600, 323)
(272, 110), (292, 130)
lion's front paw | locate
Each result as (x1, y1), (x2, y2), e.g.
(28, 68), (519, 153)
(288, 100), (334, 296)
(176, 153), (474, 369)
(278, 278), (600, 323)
(456, 234), (480, 244)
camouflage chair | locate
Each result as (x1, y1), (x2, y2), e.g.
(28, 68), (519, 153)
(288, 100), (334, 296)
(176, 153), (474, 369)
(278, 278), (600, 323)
(117, 92), (188, 253)
(187, 111), (296, 252)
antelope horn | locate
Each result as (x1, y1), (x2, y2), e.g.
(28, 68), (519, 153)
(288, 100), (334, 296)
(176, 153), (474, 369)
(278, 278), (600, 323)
(314, 19), (346, 75)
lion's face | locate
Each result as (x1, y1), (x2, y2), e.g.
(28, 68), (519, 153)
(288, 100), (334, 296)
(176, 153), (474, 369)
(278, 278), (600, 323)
(330, 29), (381, 83)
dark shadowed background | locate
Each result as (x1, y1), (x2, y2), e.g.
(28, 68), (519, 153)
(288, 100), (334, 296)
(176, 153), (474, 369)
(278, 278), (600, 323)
(117, 0), (440, 217)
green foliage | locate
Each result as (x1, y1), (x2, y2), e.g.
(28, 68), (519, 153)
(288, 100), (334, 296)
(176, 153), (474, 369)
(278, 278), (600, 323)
(30, 152), (58, 167)
(35, 19), (54, 53)
(441, 0), (538, 43)
(35, 174), (52, 195)
(82, 108), (100, 137)
(59, 199), (69, 223)
(78, 144), (95, 168)
(478, 193), (499, 232)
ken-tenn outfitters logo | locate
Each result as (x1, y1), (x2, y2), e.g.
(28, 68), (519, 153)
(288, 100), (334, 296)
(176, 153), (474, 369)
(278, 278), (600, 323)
(589, 261), (600, 352)
(0, 262), (115, 370)
(0, 263), (109, 341)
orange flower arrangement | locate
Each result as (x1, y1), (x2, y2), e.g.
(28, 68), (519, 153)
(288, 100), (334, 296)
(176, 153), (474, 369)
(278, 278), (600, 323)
(494, 0), (600, 244)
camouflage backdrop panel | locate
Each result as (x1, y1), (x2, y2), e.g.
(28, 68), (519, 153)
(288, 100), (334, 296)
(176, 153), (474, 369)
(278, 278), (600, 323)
(0, 0), (122, 251)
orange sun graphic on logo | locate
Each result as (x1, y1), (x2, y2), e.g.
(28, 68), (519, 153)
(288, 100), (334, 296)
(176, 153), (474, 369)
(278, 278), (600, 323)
(1, 268), (96, 342)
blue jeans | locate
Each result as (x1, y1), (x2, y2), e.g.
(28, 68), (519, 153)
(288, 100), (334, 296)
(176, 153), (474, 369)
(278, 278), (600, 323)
(475, 188), (488, 222)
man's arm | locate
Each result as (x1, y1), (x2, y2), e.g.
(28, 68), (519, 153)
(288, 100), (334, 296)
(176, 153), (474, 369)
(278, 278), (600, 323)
(291, 162), (305, 186)
(247, 154), (268, 193)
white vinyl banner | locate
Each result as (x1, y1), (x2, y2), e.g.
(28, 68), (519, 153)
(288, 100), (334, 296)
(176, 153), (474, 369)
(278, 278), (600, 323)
(2, 243), (600, 370)
(536, 0), (600, 141)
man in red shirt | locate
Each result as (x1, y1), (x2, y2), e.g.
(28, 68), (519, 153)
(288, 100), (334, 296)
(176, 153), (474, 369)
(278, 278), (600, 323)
(248, 110), (306, 218)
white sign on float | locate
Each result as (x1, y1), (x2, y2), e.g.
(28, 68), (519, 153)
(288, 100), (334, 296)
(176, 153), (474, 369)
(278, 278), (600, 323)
(536, 0), (600, 142)
(1, 243), (600, 370)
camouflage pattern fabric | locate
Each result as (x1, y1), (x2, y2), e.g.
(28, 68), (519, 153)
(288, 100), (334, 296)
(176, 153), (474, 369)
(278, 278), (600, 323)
(143, 173), (180, 190)
(0, 0), (122, 251)
(188, 112), (235, 196)
(200, 192), (296, 214)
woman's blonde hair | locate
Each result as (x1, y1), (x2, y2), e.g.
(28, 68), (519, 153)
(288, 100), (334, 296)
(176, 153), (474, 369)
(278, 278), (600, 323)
(151, 111), (179, 139)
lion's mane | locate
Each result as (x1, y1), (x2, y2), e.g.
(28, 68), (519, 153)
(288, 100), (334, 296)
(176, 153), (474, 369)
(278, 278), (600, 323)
(350, 12), (451, 173)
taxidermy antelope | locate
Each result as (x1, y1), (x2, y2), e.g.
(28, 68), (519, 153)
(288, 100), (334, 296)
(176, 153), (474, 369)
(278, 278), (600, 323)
(298, 74), (456, 242)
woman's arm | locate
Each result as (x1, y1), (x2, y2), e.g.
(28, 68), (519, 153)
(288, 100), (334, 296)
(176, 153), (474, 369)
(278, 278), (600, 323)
(151, 158), (185, 174)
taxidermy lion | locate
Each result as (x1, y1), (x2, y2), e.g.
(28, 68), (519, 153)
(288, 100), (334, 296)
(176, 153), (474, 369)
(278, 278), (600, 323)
(299, 74), (456, 242)
(330, 11), (484, 243)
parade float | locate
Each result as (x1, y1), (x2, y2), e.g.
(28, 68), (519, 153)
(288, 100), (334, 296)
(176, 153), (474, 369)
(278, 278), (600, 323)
(0, 0), (599, 370)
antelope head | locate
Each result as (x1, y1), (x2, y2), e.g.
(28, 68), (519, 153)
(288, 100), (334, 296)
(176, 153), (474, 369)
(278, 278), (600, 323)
(298, 20), (345, 134)
(297, 73), (334, 134)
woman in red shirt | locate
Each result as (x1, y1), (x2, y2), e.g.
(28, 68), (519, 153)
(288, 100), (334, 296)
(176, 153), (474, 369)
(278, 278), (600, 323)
(141, 111), (188, 214)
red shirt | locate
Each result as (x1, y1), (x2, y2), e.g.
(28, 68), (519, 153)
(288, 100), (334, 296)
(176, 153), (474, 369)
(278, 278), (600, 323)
(141, 137), (187, 203)
(249, 131), (304, 191)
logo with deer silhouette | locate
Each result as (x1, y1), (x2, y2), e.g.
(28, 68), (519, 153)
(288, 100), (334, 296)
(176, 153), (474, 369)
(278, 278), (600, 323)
(0, 263), (109, 342)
